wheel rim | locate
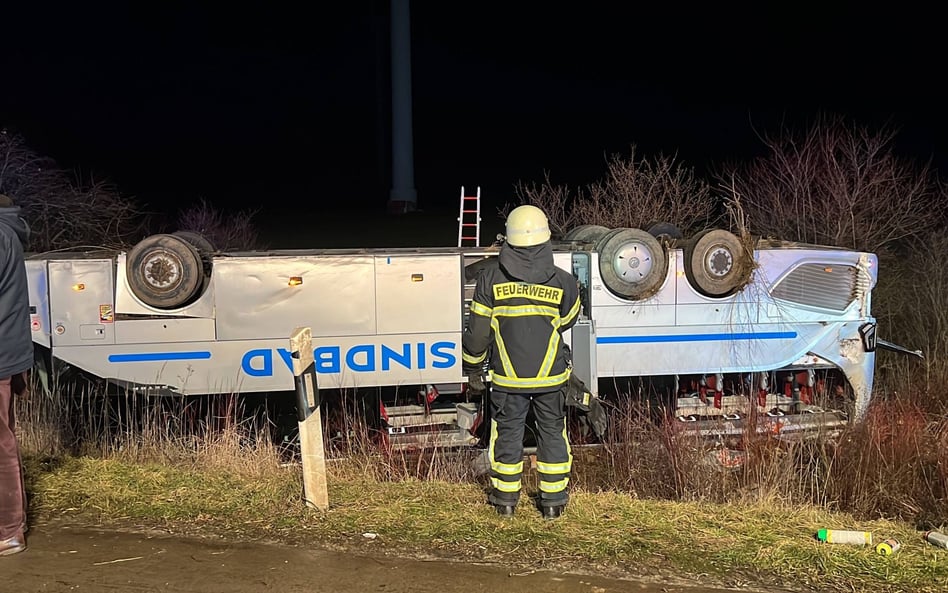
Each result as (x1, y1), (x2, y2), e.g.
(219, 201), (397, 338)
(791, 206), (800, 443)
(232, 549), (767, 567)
(611, 240), (655, 282)
(704, 244), (734, 277)
(141, 250), (183, 292)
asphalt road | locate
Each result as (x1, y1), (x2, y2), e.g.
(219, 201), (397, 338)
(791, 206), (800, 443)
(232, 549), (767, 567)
(2, 525), (767, 593)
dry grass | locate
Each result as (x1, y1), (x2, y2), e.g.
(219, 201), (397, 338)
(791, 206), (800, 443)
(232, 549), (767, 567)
(23, 452), (948, 593)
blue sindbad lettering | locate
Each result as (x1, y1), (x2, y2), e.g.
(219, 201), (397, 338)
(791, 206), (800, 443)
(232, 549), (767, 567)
(250, 341), (460, 376)
(381, 343), (411, 371)
(242, 349), (273, 377)
(346, 344), (374, 372)
(430, 341), (457, 369)
(416, 342), (427, 369)
(314, 346), (341, 373)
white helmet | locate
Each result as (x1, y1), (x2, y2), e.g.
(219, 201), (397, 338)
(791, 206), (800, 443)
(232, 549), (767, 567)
(505, 205), (551, 247)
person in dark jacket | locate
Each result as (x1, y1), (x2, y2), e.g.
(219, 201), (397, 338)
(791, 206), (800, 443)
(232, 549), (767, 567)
(462, 205), (580, 520)
(0, 194), (32, 556)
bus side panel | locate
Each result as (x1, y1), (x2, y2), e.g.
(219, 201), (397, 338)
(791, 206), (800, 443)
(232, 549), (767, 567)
(52, 333), (462, 395)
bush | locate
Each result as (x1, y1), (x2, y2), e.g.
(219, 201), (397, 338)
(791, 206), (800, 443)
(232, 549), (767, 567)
(714, 114), (946, 255)
(514, 147), (717, 238)
(174, 197), (262, 251)
(0, 129), (149, 252)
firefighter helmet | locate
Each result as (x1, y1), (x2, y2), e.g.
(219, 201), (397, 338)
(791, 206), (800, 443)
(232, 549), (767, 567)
(505, 205), (551, 247)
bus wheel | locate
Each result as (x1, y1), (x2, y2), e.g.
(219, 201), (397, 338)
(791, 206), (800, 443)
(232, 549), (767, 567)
(126, 234), (204, 309)
(647, 221), (684, 244)
(562, 224), (610, 244)
(596, 228), (667, 300)
(684, 229), (752, 297)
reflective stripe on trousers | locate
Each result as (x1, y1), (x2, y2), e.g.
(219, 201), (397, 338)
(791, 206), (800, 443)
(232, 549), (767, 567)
(487, 387), (572, 507)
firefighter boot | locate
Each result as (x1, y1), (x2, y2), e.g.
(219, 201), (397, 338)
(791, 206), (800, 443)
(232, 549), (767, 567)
(494, 504), (516, 517)
(541, 505), (565, 521)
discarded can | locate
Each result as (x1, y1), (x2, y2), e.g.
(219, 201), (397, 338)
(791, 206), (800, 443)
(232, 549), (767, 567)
(924, 531), (948, 549)
(816, 529), (872, 545)
(875, 538), (901, 555)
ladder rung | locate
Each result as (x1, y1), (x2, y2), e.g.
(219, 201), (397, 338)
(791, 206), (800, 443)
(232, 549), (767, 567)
(462, 210), (478, 213)
(461, 223), (477, 227)
(463, 196), (478, 200)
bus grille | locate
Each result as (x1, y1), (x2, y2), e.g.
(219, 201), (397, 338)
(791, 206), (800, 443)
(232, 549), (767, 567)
(771, 263), (856, 311)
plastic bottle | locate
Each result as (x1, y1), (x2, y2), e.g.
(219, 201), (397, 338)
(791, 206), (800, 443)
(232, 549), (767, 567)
(924, 531), (948, 549)
(816, 529), (872, 545)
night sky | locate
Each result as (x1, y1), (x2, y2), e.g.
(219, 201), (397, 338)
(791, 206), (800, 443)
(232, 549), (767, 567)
(2, 3), (945, 224)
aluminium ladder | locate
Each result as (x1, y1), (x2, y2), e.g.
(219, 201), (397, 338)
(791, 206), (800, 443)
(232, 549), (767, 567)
(457, 186), (481, 247)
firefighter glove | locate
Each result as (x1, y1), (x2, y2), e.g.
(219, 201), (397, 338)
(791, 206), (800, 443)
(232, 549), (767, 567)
(467, 371), (487, 394)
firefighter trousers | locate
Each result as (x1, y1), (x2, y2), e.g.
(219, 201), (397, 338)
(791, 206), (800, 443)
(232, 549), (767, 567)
(487, 387), (572, 508)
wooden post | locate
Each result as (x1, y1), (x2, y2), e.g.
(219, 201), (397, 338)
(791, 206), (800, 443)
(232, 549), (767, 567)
(289, 327), (329, 510)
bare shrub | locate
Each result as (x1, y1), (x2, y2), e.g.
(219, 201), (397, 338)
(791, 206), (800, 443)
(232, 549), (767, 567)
(175, 197), (262, 251)
(0, 129), (149, 252)
(870, 230), (948, 406)
(714, 114), (945, 255)
(514, 147), (717, 237)
(824, 399), (948, 523)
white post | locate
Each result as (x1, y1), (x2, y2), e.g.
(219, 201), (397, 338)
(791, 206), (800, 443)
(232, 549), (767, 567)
(290, 327), (329, 510)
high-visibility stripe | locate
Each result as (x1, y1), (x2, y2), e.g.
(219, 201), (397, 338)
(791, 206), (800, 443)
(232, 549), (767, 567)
(470, 300), (492, 317)
(492, 477), (522, 492)
(563, 419), (573, 467)
(462, 350), (487, 364)
(561, 296), (580, 327)
(492, 305), (559, 318)
(493, 460), (524, 475)
(537, 321), (561, 377)
(488, 420), (524, 475)
(490, 317), (517, 378)
(536, 460), (571, 474)
(491, 370), (570, 390)
(539, 477), (569, 493)
(488, 418), (497, 474)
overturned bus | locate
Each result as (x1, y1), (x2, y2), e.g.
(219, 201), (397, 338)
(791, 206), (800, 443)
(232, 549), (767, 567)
(25, 225), (882, 449)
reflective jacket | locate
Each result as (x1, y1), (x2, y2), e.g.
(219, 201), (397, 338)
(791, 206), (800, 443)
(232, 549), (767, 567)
(462, 241), (580, 394)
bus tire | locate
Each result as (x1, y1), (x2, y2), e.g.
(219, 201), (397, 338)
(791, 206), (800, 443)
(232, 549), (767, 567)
(562, 224), (610, 244)
(126, 234), (204, 309)
(684, 229), (751, 297)
(596, 228), (667, 300)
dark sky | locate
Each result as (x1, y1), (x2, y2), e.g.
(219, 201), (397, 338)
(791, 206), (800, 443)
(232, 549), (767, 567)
(1, 3), (945, 220)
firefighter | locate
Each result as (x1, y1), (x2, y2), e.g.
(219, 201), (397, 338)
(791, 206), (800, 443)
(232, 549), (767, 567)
(462, 204), (580, 519)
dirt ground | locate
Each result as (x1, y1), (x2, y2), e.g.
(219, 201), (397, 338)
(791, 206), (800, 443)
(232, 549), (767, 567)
(3, 524), (779, 593)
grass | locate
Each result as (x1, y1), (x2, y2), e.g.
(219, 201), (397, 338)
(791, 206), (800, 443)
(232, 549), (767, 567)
(16, 377), (948, 592)
(22, 453), (948, 593)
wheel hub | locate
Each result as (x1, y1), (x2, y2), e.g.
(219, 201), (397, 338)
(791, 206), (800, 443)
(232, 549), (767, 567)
(143, 252), (181, 290)
(614, 242), (653, 281)
(706, 246), (734, 277)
